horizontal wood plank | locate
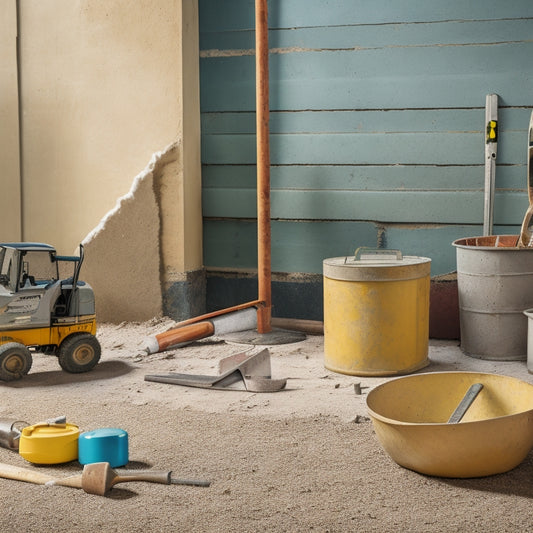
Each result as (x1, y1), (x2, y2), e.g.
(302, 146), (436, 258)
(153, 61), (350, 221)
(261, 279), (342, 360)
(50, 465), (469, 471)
(203, 189), (530, 225)
(203, 219), (379, 273)
(202, 164), (527, 192)
(201, 19), (533, 52)
(202, 108), (530, 135)
(201, 43), (533, 111)
(199, 0), (533, 32)
(203, 219), (512, 275)
(202, 131), (525, 166)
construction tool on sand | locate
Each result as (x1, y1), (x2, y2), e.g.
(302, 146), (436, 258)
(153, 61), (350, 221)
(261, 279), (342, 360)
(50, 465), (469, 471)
(144, 307), (257, 354)
(145, 348), (287, 392)
(0, 461), (210, 496)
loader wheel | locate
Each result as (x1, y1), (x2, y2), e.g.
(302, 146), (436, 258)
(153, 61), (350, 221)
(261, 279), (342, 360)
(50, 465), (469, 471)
(58, 333), (101, 373)
(0, 343), (33, 381)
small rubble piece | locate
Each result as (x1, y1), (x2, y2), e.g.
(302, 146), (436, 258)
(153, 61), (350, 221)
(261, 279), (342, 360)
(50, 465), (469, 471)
(350, 415), (371, 424)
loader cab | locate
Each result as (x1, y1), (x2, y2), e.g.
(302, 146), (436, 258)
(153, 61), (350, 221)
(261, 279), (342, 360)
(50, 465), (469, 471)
(0, 242), (100, 381)
(0, 243), (60, 326)
(0, 243), (58, 293)
(0, 242), (90, 328)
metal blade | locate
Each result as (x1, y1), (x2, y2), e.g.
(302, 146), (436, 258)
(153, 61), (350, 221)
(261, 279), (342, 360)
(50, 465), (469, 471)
(170, 477), (211, 487)
(447, 383), (483, 424)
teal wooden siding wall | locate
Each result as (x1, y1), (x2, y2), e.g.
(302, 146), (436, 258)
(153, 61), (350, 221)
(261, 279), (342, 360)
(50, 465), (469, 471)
(199, 1), (533, 278)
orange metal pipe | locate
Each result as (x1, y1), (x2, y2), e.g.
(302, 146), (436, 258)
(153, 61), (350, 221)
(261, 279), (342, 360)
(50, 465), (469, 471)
(156, 321), (215, 351)
(166, 3), (271, 337)
(255, 0), (272, 333)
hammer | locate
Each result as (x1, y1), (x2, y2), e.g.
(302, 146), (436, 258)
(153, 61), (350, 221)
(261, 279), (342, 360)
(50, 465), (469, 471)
(0, 461), (210, 495)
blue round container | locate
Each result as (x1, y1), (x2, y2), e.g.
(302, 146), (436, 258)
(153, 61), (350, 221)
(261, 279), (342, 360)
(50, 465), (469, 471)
(78, 428), (128, 467)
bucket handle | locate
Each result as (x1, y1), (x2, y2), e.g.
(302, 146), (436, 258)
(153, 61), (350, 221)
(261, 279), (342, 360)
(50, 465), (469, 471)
(346, 247), (403, 264)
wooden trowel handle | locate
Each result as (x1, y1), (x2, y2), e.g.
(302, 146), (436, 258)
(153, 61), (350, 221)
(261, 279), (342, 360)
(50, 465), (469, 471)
(155, 321), (214, 351)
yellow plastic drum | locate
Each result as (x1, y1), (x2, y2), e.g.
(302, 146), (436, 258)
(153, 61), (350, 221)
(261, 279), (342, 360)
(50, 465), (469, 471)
(323, 249), (431, 376)
(19, 423), (80, 464)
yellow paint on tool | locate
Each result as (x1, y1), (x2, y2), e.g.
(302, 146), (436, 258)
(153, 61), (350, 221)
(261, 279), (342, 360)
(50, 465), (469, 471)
(486, 119), (498, 142)
(323, 250), (431, 376)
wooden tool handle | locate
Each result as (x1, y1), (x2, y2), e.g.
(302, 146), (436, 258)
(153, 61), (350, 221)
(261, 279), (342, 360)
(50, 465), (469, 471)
(113, 470), (171, 487)
(155, 321), (214, 351)
(116, 469), (211, 487)
(53, 474), (83, 489)
(0, 462), (58, 485)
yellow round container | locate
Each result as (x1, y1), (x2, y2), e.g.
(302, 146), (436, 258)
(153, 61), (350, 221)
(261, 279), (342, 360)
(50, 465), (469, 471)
(19, 423), (80, 464)
(323, 249), (431, 376)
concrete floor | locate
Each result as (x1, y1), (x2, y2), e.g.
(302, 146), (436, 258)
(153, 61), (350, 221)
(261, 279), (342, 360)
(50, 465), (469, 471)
(121, 324), (533, 422)
(425, 339), (531, 382)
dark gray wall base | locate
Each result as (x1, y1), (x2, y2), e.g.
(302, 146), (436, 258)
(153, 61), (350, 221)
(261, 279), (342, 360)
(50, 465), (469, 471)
(206, 271), (324, 321)
(163, 268), (206, 321)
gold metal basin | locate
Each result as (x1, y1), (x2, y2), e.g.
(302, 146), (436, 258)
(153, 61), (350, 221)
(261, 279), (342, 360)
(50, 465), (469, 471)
(366, 372), (533, 478)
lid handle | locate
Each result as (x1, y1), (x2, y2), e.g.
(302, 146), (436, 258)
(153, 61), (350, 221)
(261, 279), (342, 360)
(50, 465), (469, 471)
(24, 415), (68, 435)
(347, 247), (403, 264)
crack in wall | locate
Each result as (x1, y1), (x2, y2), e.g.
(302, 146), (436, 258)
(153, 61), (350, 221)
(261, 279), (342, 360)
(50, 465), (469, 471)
(81, 142), (179, 323)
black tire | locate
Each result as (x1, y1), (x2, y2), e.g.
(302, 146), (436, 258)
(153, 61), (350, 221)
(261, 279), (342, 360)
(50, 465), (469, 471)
(0, 343), (33, 381)
(58, 333), (101, 373)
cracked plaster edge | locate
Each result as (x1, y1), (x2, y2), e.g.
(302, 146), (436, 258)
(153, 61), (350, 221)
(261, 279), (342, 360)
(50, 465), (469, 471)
(79, 140), (180, 322)
(82, 140), (180, 246)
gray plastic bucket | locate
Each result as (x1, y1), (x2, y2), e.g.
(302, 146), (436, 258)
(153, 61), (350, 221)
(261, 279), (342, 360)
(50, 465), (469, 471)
(453, 235), (533, 361)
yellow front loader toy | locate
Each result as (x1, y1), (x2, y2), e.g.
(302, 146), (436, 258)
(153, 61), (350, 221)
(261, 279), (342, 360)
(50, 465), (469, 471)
(0, 242), (100, 381)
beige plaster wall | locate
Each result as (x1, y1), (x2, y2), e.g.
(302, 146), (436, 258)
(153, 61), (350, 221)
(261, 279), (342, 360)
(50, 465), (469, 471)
(18, 0), (184, 254)
(6, 0), (203, 322)
(0, 0), (22, 240)
(160, 0), (203, 286)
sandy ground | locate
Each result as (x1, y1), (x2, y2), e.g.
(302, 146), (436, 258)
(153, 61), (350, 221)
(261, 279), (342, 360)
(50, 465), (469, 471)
(1, 319), (533, 532)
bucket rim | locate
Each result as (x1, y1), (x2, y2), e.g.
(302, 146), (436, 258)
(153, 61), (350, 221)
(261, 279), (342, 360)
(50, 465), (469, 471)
(323, 255), (431, 282)
(453, 235), (524, 250)
(366, 370), (533, 427)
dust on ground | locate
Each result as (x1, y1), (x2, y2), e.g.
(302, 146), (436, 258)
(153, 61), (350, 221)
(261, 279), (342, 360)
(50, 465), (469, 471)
(1, 319), (533, 532)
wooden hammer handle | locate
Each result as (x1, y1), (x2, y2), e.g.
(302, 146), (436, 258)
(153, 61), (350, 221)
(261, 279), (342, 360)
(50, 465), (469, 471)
(113, 470), (171, 486)
(0, 462), (59, 485)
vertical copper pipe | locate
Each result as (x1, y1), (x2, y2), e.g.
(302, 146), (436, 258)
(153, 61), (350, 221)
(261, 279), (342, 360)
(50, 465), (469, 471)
(255, 0), (272, 333)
